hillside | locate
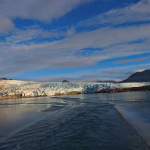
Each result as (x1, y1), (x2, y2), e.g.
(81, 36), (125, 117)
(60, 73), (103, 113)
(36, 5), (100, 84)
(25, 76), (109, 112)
(122, 69), (150, 82)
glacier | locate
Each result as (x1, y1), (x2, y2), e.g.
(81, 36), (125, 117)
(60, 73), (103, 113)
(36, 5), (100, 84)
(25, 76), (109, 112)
(1, 80), (150, 97)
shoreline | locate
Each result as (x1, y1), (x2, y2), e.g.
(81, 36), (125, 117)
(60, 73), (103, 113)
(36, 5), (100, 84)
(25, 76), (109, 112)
(95, 85), (150, 93)
(0, 91), (81, 100)
(115, 105), (150, 146)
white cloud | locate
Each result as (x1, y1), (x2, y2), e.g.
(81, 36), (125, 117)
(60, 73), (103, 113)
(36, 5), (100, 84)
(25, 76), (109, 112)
(66, 26), (76, 37)
(0, 0), (93, 21)
(1, 23), (150, 77)
(126, 69), (144, 75)
(0, 0), (93, 33)
(15, 64), (149, 82)
(0, 15), (15, 33)
(101, 63), (150, 73)
(113, 56), (150, 64)
(78, 0), (150, 27)
(49, 24), (150, 51)
(1, 0), (150, 80)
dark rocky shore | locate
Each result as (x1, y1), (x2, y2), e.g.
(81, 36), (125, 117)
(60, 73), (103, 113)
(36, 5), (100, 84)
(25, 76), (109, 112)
(0, 91), (81, 100)
(96, 85), (150, 93)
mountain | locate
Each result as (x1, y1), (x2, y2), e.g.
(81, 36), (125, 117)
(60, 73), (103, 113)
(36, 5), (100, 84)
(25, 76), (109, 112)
(121, 69), (150, 82)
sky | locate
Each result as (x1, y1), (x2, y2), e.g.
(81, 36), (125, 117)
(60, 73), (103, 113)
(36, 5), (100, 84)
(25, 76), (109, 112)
(0, 0), (150, 82)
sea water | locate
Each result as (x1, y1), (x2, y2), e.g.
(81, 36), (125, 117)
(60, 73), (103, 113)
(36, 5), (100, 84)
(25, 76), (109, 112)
(0, 91), (150, 149)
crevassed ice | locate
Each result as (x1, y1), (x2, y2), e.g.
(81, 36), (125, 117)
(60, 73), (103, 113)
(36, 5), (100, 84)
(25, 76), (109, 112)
(1, 80), (150, 97)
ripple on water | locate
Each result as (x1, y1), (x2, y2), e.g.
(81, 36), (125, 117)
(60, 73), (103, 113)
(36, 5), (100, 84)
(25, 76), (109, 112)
(0, 100), (149, 150)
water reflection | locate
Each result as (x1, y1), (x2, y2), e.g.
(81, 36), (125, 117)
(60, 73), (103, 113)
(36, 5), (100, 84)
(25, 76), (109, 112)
(99, 91), (150, 146)
(0, 97), (67, 141)
(0, 91), (150, 146)
(64, 91), (150, 145)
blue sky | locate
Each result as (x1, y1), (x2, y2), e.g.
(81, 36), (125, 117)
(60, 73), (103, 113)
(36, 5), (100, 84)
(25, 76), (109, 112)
(0, 0), (150, 82)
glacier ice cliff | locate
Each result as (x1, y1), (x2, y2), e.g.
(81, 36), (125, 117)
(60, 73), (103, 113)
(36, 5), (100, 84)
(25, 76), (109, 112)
(1, 80), (150, 97)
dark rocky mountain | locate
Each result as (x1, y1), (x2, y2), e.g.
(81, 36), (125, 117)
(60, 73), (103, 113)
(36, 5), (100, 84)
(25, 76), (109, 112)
(62, 80), (69, 82)
(121, 69), (150, 82)
(0, 78), (7, 80)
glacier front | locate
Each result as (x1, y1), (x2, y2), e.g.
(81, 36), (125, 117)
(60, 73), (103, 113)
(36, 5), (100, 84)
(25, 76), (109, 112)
(1, 80), (150, 97)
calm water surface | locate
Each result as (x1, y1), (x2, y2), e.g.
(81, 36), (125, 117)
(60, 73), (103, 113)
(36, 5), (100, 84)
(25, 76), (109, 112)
(80, 91), (150, 145)
(0, 91), (150, 149)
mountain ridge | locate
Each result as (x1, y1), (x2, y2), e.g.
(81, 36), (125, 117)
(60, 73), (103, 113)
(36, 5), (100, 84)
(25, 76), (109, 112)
(121, 69), (150, 82)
